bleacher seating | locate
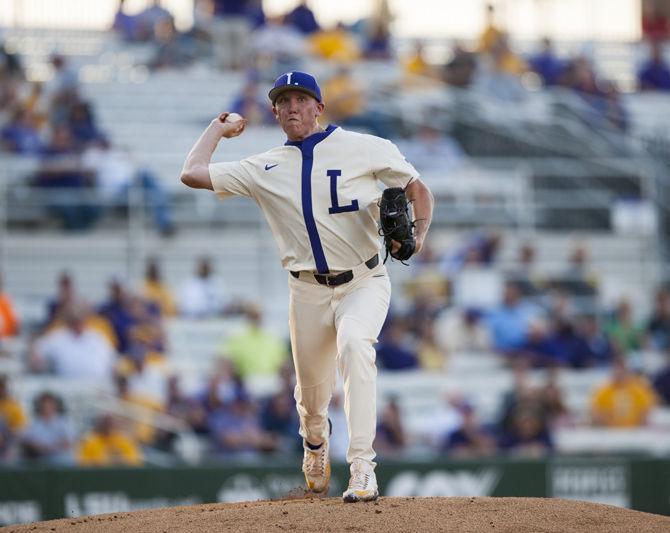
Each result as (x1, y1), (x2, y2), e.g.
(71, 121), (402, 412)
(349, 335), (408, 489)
(2, 27), (670, 464)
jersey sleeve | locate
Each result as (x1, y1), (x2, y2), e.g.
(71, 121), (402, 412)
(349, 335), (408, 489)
(209, 160), (256, 199)
(369, 137), (420, 188)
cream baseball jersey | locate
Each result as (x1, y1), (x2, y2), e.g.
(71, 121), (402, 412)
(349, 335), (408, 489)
(209, 125), (419, 273)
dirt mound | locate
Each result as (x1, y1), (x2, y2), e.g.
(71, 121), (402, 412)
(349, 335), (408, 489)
(2, 497), (669, 533)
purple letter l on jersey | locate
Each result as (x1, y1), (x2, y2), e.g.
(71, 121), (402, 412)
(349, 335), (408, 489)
(327, 169), (359, 214)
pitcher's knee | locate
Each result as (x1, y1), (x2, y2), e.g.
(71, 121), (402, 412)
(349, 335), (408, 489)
(337, 335), (375, 371)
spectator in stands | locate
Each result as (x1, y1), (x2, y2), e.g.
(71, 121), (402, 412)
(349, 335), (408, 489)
(321, 66), (400, 138)
(98, 278), (157, 355)
(67, 100), (102, 148)
(545, 317), (590, 368)
(251, 16), (307, 77)
(31, 302), (116, 381)
(77, 413), (143, 466)
(209, 393), (277, 457)
(442, 401), (496, 458)
(196, 359), (246, 434)
(498, 405), (553, 457)
(135, 0), (174, 42)
(416, 320), (446, 371)
(444, 42), (477, 88)
(0, 374), (27, 437)
(260, 386), (299, 453)
(285, 0), (320, 35)
(0, 40), (24, 81)
(164, 375), (206, 431)
(486, 281), (542, 355)
(0, 274), (19, 339)
(577, 314), (614, 367)
(396, 122), (464, 175)
(605, 299), (646, 357)
(112, 0), (139, 42)
(477, 33), (527, 101)
(46, 54), (78, 103)
(497, 364), (554, 456)
(142, 258), (176, 318)
(507, 243), (542, 298)
(309, 22), (361, 62)
(646, 288), (670, 350)
(556, 244), (599, 302)
(115, 367), (167, 447)
(229, 73), (275, 126)
(148, 18), (196, 71)
(21, 392), (75, 464)
(45, 271), (77, 327)
(542, 370), (571, 427)
(44, 276), (117, 347)
(81, 137), (176, 236)
(477, 4), (504, 54)
(601, 81), (629, 132)
(363, 20), (393, 61)
(402, 41), (441, 86)
(374, 397), (406, 457)
(638, 40), (670, 91)
(518, 318), (557, 367)
(375, 318), (419, 370)
(436, 307), (491, 355)
(653, 350), (670, 404)
(222, 304), (288, 378)
(562, 56), (629, 132)
(210, 0), (253, 70)
(590, 357), (657, 427)
(642, 0), (669, 43)
(528, 38), (564, 87)
(189, 0), (215, 57)
(32, 125), (99, 231)
(178, 257), (229, 318)
(0, 107), (43, 155)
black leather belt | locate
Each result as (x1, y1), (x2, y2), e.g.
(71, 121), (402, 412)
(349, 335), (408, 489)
(291, 255), (379, 286)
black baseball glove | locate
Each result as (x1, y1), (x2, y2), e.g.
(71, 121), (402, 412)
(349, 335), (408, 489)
(378, 186), (416, 263)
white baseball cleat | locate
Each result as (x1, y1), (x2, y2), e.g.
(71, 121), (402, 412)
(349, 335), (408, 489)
(302, 439), (330, 493)
(342, 459), (378, 503)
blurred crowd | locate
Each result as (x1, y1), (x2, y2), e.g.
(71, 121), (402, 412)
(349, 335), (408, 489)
(1, 0), (670, 466)
(1, 1), (670, 235)
(1, 229), (670, 466)
(0, 41), (175, 234)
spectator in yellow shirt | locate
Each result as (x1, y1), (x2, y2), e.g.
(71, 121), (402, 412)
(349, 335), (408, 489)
(0, 374), (27, 434)
(77, 414), (143, 466)
(142, 258), (176, 317)
(591, 358), (657, 427)
(478, 4), (504, 54)
(309, 22), (360, 62)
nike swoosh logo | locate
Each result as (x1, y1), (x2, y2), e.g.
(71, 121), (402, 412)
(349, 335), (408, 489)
(372, 274), (386, 278)
(264, 163), (278, 171)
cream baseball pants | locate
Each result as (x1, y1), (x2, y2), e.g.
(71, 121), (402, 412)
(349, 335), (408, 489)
(288, 260), (391, 465)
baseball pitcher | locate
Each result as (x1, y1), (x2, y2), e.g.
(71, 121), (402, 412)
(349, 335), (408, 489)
(180, 71), (434, 502)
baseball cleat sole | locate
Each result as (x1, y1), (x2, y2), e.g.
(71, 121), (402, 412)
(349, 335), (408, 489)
(342, 490), (378, 503)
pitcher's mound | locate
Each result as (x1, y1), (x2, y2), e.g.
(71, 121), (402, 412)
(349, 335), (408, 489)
(2, 496), (669, 533)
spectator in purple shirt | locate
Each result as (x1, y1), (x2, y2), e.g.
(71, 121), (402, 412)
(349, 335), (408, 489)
(0, 108), (42, 155)
(638, 40), (670, 91)
(285, 0), (320, 34)
(528, 38), (564, 86)
(375, 319), (419, 370)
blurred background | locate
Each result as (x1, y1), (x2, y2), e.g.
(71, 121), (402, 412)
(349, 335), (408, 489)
(1, 0), (670, 524)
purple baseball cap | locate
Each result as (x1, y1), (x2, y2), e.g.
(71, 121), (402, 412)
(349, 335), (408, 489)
(268, 71), (322, 104)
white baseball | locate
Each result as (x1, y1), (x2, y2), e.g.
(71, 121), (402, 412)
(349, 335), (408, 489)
(224, 113), (243, 123)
